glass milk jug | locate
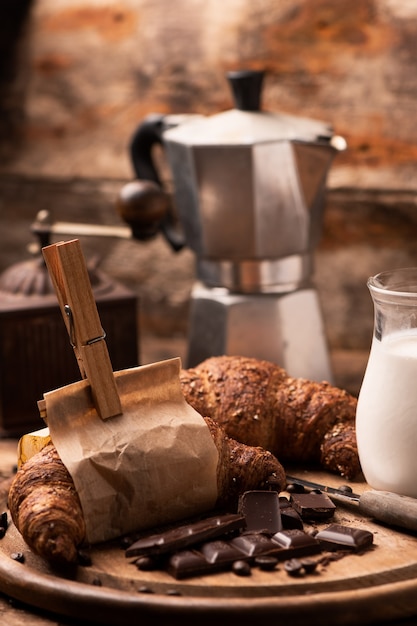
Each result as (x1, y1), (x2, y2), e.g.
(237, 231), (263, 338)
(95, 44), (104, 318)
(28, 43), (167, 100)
(356, 267), (417, 498)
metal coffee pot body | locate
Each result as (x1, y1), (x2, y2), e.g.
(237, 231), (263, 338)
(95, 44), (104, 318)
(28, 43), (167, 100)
(125, 71), (345, 379)
(128, 70), (345, 294)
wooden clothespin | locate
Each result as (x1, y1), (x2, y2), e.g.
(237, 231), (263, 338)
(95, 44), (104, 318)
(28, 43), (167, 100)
(42, 239), (122, 420)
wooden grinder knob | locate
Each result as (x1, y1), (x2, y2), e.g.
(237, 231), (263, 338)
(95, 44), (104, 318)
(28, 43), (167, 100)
(116, 179), (171, 240)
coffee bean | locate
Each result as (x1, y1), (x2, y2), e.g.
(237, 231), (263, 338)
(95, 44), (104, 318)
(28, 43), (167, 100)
(136, 556), (158, 571)
(286, 482), (305, 494)
(300, 558), (318, 574)
(10, 552), (25, 563)
(120, 536), (133, 549)
(77, 549), (92, 566)
(232, 560), (251, 576)
(254, 555), (278, 571)
(339, 484), (353, 494)
(284, 558), (303, 576)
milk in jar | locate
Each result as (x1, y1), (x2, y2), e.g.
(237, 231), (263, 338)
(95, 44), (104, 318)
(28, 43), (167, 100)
(356, 329), (417, 498)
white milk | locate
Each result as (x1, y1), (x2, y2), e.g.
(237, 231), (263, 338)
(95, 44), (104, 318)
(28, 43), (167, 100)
(356, 329), (417, 498)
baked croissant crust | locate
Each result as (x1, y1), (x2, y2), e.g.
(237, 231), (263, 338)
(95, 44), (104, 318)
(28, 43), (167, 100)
(8, 417), (285, 564)
(8, 443), (86, 565)
(180, 356), (360, 479)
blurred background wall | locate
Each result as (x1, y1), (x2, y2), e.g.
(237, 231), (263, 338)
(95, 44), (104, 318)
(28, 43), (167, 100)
(0, 0), (416, 359)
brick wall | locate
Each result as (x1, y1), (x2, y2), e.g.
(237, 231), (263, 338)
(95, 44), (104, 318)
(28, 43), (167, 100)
(0, 0), (416, 352)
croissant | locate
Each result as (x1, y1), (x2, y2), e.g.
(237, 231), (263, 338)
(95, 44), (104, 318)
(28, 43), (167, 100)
(180, 356), (360, 479)
(8, 443), (86, 565)
(8, 417), (285, 565)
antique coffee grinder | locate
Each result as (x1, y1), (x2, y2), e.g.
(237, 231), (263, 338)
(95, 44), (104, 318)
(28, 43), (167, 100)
(119, 70), (346, 381)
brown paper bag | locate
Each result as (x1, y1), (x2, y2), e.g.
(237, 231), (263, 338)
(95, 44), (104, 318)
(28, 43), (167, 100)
(45, 357), (219, 544)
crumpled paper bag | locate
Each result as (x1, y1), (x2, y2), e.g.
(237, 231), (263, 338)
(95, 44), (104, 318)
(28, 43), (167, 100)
(44, 357), (219, 544)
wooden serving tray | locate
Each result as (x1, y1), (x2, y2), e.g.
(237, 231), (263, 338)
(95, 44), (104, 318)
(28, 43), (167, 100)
(1, 471), (417, 626)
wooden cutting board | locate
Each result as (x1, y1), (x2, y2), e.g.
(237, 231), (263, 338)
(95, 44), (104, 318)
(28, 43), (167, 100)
(1, 469), (417, 626)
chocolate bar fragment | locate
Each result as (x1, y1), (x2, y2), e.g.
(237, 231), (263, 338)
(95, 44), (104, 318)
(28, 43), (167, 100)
(230, 533), (281, 558)
(315, 524), (374, 551)
(200, 540), (247, 564)
(125, 513), (245, 558)
(290, 491), (336, 520)
(167, 541), (247, 580)
(279, 497), (304, 530)
(271, 529), (321, 559)
(238, 491), (282, 534)
(167, 549), (218, 579)
(231, 529), (321, 561)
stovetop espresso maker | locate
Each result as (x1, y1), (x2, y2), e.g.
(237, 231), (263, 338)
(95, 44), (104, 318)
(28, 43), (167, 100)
(122, 70), (346, 381)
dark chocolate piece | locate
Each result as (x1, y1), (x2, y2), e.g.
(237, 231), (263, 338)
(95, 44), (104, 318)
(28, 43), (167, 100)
(231, 529), (322, 561)
(167, 545), (246, 580)
(230, 533), (281, 557)
(126, 513), (245, 558)
(271, 529), (321, 559)
(279, 496), (303, 528)
(315, 524), (374, 551)
(167, 549), (218, 579)
(290, 491), (336, 520)
(238, 490), (282, 534)
(200, 540), (245, 565)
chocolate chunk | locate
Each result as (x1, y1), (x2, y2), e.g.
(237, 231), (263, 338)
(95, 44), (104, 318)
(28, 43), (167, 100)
(280, 507), (304, 530)
(200, 540), (245, 565)
(231, 529), (321, 562)
(238, 490), (282, 534)
(290, 491), (336, 520)
(230, 533), (280, 557)
(271, 529), (321, 559)
(126, 513), (245, 558)
(167, 546), (245, 580)
(167, 550), (216, 579)
(315, 524), (374, 551)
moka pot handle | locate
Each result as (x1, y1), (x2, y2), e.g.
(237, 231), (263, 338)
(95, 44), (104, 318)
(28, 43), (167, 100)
(128, 114), (185, 252)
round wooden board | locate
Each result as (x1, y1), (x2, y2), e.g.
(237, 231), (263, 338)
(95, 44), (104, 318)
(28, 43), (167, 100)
(1, 472), (417, 626)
